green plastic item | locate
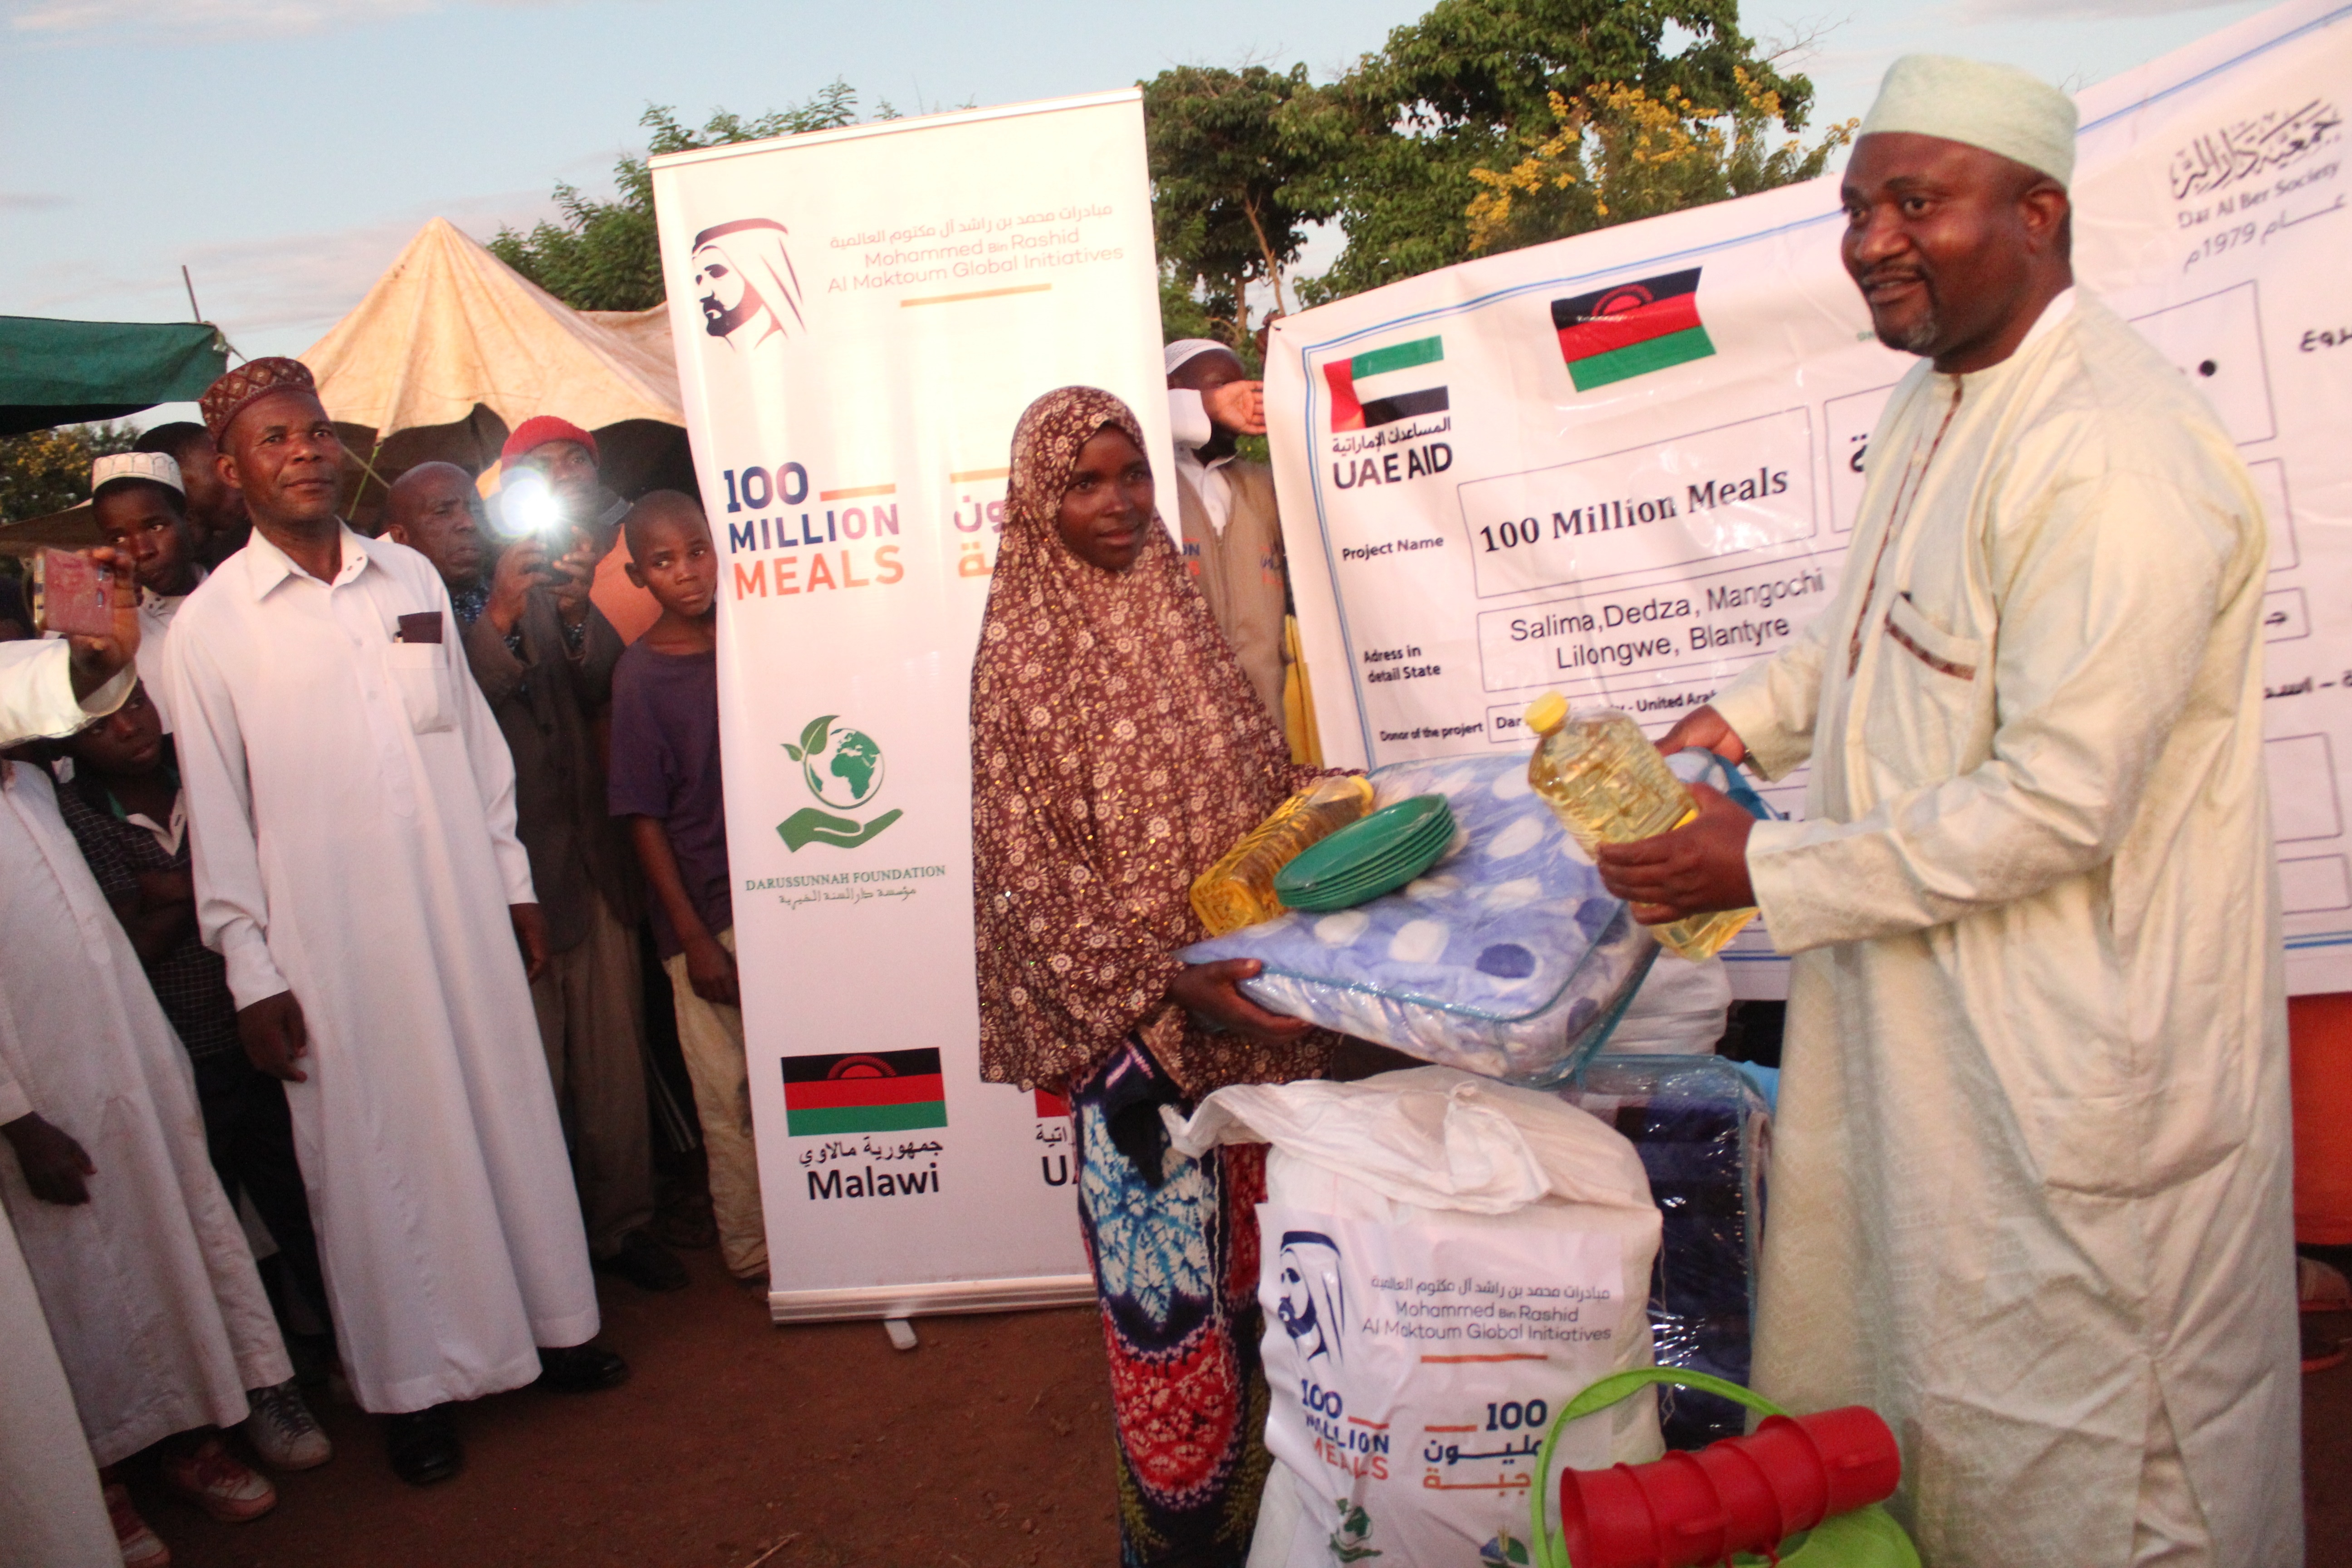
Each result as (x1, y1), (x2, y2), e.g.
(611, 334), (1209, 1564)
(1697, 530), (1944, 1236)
(1273, 794), (1454, 911)
(1527, 1367), (1922, 1568)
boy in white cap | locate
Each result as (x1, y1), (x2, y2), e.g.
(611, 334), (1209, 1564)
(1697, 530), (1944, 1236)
(89, 451), (204, 730)
(1165, 338), (1294, 733)
(1595, 55), (2298, 1567)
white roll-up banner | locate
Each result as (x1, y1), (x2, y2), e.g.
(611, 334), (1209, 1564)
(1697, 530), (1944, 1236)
(650, 92), (1169, 1320)
(1267, 0), (2352, 997)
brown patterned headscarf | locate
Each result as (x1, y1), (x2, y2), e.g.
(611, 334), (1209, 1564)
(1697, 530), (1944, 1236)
(970, 386), (1332, 1096)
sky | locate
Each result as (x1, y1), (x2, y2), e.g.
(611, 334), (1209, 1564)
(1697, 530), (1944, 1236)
(0, 0), (2283, 397)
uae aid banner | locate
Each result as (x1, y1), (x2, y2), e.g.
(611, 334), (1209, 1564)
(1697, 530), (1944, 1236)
(650, 92), (1168, 1319)
(1268, 0), (2352, 996)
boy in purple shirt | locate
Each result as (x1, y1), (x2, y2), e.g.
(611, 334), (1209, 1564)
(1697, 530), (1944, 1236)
(607, 494), (768, 1286)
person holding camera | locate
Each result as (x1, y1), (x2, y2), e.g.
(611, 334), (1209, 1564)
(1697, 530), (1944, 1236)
(382, 462), (685, 1296)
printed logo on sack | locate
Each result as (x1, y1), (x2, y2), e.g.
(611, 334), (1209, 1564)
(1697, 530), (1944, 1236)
(1550, 268), (1715, 392)
(783, 1049), (948, 1136)
(1277, 1230), (1349, 1368)
(778, 714), (902, 851)
(692, 218), (805, 351)
(1323, 335), (1450, 431)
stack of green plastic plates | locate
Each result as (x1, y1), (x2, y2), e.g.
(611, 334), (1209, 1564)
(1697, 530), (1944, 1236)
(1274, 794), (1456, 913)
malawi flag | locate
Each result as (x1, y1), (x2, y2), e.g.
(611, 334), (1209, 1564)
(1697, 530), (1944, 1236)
(1551, 269), (1715, 392)
(1323, 335), (1449, 431)
(782, 1049), (947, 1136)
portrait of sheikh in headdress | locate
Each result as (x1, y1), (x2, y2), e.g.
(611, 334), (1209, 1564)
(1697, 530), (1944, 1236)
(692, 218), (805, 350)
(1276, 1231), (1347, 1369)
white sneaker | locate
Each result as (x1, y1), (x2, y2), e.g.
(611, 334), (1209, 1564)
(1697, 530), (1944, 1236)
(244, 1378), (333, 1470)
(105, 1481), (170, 1567)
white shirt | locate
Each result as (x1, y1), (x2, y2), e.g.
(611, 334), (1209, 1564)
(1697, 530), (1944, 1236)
(1169, 387), (1237, 536)
(0, 638), (130, 745)
(134, 564), (205, 730)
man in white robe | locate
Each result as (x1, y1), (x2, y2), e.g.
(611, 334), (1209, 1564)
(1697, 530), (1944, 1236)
(1596, 56), (2299, 1567)
(0, 628), (140, 1568)
(5, 580), (317, 1555)
(164, 358), (627, 1487)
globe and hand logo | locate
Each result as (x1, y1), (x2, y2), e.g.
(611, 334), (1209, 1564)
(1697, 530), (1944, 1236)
(802, 723), (884, 810)
(779, 715), (902, 851)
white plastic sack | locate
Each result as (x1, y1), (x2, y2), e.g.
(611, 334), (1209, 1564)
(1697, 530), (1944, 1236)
(1603, 951), (1733, 1055)
(1169, 1068), (1665, 1568)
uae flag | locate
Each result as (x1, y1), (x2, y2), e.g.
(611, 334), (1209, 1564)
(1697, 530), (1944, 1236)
(782, 1049), (947, 1136)
(1551, 269), (1715, 392)
(1323, 335), (1449, 431)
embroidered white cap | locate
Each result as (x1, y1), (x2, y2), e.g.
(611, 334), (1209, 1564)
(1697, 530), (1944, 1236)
(1164, 338), (1234, 377)
(1858, 54), (2078, 188)
(90, 450), (185, 496)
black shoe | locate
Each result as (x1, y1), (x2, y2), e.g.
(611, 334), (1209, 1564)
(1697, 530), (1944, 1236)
(384, 1406), (462, 1486)
(536, 1342), (630, 1393)
(593, 1230), (689, 1293)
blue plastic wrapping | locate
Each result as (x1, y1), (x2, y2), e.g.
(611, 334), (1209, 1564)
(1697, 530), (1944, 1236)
(1181, 752), (1658, 1087)
(1181, 748), (1770, 1088)
(1565, 1054), (1773, 1449)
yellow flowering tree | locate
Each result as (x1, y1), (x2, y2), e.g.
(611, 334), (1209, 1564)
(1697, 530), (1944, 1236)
(1466, 70), (1855, 255)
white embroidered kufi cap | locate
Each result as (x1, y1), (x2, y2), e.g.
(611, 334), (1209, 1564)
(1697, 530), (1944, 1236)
(90, 450), (185, 495)
(1164, 338), (1233, 377)
(1858, 54), (2078, 187)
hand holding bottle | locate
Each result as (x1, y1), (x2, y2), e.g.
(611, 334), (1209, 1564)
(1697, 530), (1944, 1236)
(1594, 783), (1759, 924)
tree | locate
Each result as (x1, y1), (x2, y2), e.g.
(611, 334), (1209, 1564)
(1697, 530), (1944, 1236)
(0, 422), (137, 524)
(1142, 64), (1334, 346)
(489, 82), (880, 311)
(1464, 70), (1853, 254)
(1278, 0), (1818, 303)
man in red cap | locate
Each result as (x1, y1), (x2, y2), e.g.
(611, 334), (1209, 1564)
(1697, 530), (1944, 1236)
(162, 358), (630, 1487)
(500, 416), (660, 646)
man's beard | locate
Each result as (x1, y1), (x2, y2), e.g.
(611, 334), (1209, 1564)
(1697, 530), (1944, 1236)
(1875, 308), (1941, 356)
(701, 286), (766, 340)
(1865, 273), (1941, 356)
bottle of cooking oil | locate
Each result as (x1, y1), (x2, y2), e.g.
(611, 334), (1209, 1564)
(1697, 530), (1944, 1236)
(1523, 692), (1757, 960)
(1191, 774), (1377, 935)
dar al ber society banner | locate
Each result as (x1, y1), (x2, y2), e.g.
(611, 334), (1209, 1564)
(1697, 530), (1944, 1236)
(650, 90), (1172, 1320)
(1268, 0), (2352, 997)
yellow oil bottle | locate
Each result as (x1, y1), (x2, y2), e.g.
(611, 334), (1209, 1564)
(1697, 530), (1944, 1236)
(1190, 774), (1377, 935)
(1523, 692), (1757, 960)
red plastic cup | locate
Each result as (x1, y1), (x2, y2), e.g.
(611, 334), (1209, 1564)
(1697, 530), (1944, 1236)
(1642, 1452), (1728, 1563)
(1558, 1464), (1664, 1568)
(1797, 1406), (1903, 1514)
(1689, 1436), (1794, 1551)
(1741, 1415), (1833, 1533)
(1555, 1406), (1901, 1568)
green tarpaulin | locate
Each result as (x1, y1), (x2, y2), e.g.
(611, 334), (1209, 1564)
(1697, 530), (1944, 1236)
(0, 315), (229, 436)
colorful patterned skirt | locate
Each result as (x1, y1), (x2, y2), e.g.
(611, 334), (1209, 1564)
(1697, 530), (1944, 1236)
(1073, 1037), (1273, 1568)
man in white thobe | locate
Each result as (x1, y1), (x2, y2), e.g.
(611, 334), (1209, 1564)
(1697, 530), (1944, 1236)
(0, 627), (142, 1568)
(1596, 57), (2299, 1567)
(164, 358), (627, 1487)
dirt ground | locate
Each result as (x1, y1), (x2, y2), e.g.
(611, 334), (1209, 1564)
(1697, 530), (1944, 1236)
(139, 1245), (1119, 1568)
(136, 1260), (2351, 1568)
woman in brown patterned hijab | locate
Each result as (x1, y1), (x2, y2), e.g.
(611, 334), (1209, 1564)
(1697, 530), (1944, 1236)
(969, 385), (1334, 1565)
(970, 383), (1333, 1098)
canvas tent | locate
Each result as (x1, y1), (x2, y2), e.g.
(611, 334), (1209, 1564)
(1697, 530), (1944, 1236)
(304, 217), (694, 526)
(1, 220), (693, 551)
